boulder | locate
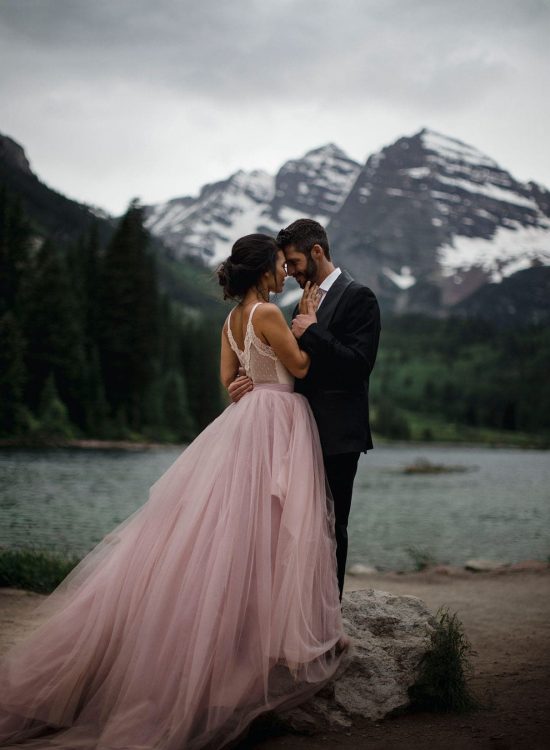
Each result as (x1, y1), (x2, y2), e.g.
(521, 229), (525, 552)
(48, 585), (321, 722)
(347, 563), (378, 576)
(464, 558), (507, 572)
(278, 588), (434, 731)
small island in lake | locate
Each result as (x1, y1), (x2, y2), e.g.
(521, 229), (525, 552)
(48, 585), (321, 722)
(402, 458), (473, 475)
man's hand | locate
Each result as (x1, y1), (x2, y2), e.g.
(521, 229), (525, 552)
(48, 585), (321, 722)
(227, 368), (253, 403)
(292, 312), (317, 339)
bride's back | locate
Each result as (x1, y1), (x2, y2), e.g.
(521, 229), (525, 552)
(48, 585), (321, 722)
(227, 302), (294, 386)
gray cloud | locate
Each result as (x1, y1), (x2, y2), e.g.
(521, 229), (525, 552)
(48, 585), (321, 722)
(3, 0), (547, 103)
(1, 0), (549, 212)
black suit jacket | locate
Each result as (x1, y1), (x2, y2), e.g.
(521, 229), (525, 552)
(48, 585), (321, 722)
(293, 270), (381, 456)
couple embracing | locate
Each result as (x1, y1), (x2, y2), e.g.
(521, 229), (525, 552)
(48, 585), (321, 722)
(0, 220), (380, 750)
(223, 219), (381, 599)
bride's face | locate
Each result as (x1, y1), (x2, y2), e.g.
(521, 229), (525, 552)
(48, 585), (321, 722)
(266, 250), (287, 294)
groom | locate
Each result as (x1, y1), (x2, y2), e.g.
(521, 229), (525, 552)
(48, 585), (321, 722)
(230, 219), (381, 598)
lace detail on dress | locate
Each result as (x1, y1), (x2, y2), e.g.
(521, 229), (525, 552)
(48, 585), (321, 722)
(226, 315), (242, 363)
(245, 304), (278, 361)
(226, 303), (293, 386)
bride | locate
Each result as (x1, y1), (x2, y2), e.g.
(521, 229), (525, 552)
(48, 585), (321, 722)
(0, 233), (347, 750)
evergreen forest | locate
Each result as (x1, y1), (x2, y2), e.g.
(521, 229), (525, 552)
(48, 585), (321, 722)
(0, 190), (225, 444)
(1, 185), (548, 447)
(370, 314), (550, 445)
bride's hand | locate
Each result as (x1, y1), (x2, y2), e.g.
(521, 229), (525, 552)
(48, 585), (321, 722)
(298, 281), (321, 315)
(292, 286), (319, 339)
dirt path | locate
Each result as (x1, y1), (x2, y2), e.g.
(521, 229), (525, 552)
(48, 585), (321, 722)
(253, 568), (550, 750)
(1, 568), (549, 749)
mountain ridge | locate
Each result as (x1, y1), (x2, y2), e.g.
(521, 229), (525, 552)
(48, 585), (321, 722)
(2, 128), (549, 322)
(144, 127), (550, 316)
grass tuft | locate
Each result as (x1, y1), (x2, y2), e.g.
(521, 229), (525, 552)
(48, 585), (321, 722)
(409, 607), (480, 713)
(0, 548), (80, 594)
(405, 546), (436, 571)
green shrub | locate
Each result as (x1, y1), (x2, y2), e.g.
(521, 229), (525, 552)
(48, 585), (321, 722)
(409, 607), (480, 713)
(0, 548), (80, 594)
(405, 546), (436, 571)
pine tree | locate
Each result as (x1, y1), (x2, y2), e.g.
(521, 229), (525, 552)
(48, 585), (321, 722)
(0, 188), (32, 316)
(0, 311), (27, 435)
(37, 373), (76, 440)
(83, 345), (110, 436)
(180, 316), (224, 432)
(98, 200), (160, 431)
(162, 369), (196, 441)
(22, 239), (87, 428)
(82, 221), (102, 350)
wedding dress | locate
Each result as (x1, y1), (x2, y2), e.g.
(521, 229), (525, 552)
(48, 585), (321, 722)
(0, 302), (345, 749)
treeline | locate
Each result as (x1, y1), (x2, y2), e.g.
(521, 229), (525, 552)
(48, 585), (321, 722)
(0, 191), (224, 443)
(371, 314), (550, 441)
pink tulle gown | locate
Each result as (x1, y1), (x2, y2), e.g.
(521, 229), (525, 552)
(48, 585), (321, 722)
(0, 303), (345, 749)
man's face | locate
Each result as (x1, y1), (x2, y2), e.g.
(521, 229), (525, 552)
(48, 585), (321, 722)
(283, 244), (318, 289)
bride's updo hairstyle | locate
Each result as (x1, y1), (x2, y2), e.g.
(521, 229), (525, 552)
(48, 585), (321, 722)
(217, 233), (279, 300)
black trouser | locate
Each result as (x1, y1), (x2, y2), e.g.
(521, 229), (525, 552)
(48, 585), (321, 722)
(323, 451), (360, 600)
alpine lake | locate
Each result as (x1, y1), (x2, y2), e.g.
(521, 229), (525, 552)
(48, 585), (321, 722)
(1, 443), (549, 571)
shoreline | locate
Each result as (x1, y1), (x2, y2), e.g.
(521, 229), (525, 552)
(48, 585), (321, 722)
(0, 438), (187, 451)
(2, 567), (549, 749)
(0, 437), (548, 451)
(347, 558), (550, 578)
(1, 547), (548, 597)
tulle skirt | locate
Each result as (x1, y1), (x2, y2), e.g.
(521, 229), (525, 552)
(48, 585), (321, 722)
(0, 384), (344, 749)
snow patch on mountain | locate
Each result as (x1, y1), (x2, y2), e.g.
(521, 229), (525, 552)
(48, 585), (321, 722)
(382, 266), (417, 289)
(435, 174), (538, 210)
(438, 222), (550, 282)
(146, 144), (360, 265)
(421, 129), (498, 169)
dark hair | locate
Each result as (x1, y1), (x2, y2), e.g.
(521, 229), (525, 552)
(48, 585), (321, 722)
(217, 233), (279, 300)
(276, 218), (331, 260)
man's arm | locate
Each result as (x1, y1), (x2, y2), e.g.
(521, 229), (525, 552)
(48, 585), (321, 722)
(296, 286), (380, 378)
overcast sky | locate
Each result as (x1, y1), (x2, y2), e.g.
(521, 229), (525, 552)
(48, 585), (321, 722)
(1, 0), (549, 215)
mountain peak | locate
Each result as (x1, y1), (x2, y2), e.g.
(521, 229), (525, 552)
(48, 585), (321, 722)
(329, 127), (550, 311)
(304, 142), (350, 160)
(0, 133), (33, 176)
(143, 128), (550, 314)
(415, 128), (498, 169)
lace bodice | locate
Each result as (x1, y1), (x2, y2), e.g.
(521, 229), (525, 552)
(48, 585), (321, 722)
(226, 302), (294, 386)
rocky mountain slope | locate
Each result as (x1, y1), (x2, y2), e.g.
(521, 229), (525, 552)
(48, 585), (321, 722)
(144, 144), (360, 264)
(0, 132), (114, 246)
(3, 127), (549, 320)
(0, 132), (222, 315)
(330, 128), (550, 313)
(145, 129), (550, 317)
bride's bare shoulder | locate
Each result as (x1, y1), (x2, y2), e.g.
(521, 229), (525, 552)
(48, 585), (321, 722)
(254, 302), (284, 320)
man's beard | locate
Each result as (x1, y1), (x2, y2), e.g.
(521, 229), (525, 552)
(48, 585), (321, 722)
(296, 254), (318, 288)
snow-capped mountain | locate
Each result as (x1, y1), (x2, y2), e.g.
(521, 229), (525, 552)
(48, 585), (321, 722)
(145, 128), (550, 314)
(330, 128), (550, 312)
(269, 143), (361, 223)
(144, 145), (361, 264)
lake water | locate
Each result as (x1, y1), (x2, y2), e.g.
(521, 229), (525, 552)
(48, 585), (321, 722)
(0, 445), (549, 571)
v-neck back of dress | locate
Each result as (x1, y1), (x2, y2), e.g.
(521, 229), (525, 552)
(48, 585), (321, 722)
(226, 302), (294, 386)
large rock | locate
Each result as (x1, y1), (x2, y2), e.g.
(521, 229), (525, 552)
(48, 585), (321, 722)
(347, 563), (378, 576)
(278, 589), (434, 731)
(464, 558), (506, 572)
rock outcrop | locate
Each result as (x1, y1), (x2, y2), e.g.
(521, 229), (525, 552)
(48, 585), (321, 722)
(278, 588), (434, 731)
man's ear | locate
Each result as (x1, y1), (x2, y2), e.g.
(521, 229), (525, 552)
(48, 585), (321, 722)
(311, 243), (324, 260)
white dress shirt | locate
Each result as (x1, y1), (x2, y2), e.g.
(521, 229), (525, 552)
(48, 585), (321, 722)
(317, 267), (342, 308)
